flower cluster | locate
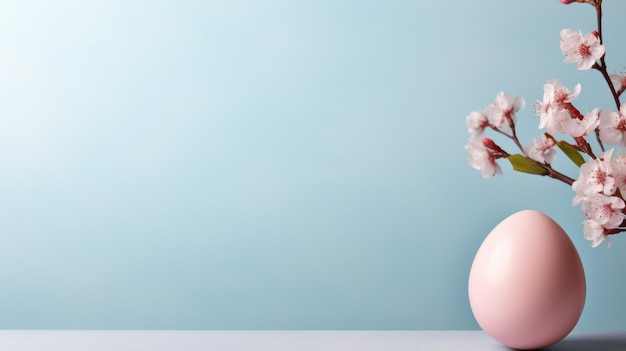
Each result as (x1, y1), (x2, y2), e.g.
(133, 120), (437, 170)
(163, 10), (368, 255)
(465, 0), (626, 247)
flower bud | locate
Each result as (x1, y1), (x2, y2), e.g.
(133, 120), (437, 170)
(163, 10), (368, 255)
(482, 138), (509, 158)
(481, 137), (495, 148)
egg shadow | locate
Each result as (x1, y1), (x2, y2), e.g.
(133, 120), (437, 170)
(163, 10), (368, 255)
(506, 332), (626, 351)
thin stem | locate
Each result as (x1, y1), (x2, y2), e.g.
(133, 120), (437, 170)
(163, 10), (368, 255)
(595, 129), (605, 153)
(594, 64), (621, 110)
(510, 123), (525, 152)
(593, 2), (621, 110)
(539, 163), (576, 186)
(596, 1), (603, 45)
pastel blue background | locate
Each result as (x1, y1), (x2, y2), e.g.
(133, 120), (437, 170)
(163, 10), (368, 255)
(1, 0), (626, 330)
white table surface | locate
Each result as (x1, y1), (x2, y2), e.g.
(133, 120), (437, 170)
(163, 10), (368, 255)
(0, 330), (624, 351)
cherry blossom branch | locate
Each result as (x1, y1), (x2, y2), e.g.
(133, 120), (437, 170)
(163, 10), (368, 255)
(464, 0), (626, 247)
(593, 64), (621, 110)
(545, 167), (576, 185)
(492, 125), (576, 186)
(595, 1), (603, 45)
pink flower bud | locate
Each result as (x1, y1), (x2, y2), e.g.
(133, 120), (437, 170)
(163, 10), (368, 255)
(482, 138), (509, 158)
(482, 137), (497, 149)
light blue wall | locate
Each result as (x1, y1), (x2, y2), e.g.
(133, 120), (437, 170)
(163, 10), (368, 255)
(1, 0), (625, 330)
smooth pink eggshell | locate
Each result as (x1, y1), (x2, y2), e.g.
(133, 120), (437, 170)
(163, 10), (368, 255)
(468, 210), (586, 350)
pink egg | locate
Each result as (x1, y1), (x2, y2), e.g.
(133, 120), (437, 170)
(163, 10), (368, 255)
(468, 210), (586, 350)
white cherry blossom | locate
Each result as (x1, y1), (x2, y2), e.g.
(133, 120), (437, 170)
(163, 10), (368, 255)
(611, 155), (626, 195)
(560, 29), (605, 70)
(599, 105), (626, 147)
(583, 219), (609, 248)
(466, 110), (489, 137)
(523, 134), (557, 164)
(561, 108), (600, 137)
(581, 193), (625, 227)
(572, 149), (616, 201)
(465, 138), (502, 179)
(537, 79), (583, 135)
(484, 92), (524, 134)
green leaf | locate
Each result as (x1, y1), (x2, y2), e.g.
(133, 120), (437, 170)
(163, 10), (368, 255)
(556, 140), (585, 167)
(507, 154), (549, 175)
